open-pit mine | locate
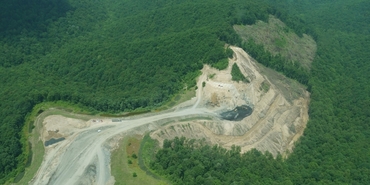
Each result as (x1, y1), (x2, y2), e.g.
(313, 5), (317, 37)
(29, 46), (309, 185)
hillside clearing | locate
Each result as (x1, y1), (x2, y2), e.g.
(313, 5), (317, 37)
(234, 15), (316, 69)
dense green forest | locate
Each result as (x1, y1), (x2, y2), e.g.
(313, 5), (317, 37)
(0, 0), (369, 184)
(0, 0), (297, 182)
(152, 137), (289, 184)
(149, 0), (370, 184)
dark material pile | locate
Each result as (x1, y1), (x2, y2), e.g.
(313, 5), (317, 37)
(220, 105), (253, 121)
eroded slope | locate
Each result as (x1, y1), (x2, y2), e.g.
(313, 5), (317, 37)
(151, 46), (310, 156)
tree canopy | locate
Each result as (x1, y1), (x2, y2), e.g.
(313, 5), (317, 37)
(150, 0), (370, 184)
(0, 0), (281, 182)
(1, 0), (369, 184)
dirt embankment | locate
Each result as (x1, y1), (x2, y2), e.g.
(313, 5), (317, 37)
(151, 46), (310, 156)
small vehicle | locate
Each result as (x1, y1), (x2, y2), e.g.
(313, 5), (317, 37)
(97, 130), (101, 133)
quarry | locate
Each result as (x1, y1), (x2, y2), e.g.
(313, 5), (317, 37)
(151, 46), (309, 156)
(29, 46), (309, 184)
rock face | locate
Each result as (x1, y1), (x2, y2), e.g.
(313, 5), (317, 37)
(151, 46), (309, 156)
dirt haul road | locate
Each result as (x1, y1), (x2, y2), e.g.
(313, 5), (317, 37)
(30, 46), (309, 185)
(30, 73), (214, 185)
(31, 108), (215, 185)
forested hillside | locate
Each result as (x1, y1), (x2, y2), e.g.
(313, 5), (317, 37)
(150, 0), (370, 184)
(1, 0), (369, 184)
(0, 0), (294, 183)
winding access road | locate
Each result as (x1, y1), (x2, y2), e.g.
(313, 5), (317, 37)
(30, 72), (215, 185)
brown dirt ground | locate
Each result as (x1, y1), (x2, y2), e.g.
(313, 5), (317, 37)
(151, 46), (310, 157)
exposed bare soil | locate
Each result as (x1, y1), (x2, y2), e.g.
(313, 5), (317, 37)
(151, 46), (310, 157)
(30, 96), (214, 185)
(29, 46), (309, 184)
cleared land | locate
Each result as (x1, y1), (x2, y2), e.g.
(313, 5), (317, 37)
(151, 46), (310, 157)
(234, 15), (316, 69)
(26, 46), (309, 185)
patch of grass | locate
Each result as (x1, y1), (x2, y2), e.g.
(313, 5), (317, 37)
(156, 87), (196, 111)
(111, 135), (167, 185)
(14, 111), (47, 184)
(139, 135), (160, 173)
(100, 109), (150, 118)
(15, 139), (44, 185)
(138, 134), (171, 184)
(27, 101), (98, 121)
(260, 81), (270, 93)
(231, 63), (249, 83)
(174, 95), (181, 101)
(208, 73), (216, 79)
(35, 101), (97, 116)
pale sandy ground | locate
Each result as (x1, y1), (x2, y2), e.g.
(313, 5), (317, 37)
(30, 68), (213, 185)
(30, 46), (309, 185)
(151, 46), (309, 156)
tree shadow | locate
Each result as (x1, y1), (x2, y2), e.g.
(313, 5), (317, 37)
(0, 0), (72, 36)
